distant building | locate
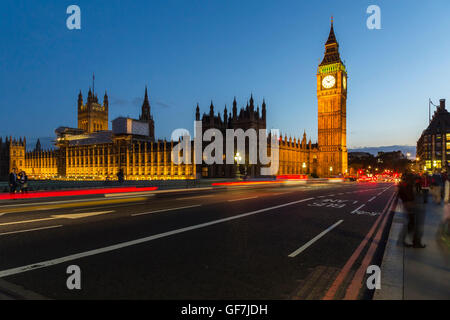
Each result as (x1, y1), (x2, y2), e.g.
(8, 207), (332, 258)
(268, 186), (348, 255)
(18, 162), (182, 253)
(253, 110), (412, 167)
(348, 152), (373, 162)
(417, 99), (450, 172)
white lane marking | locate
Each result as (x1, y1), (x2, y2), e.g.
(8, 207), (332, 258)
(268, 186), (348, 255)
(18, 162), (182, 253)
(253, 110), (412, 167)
(0, 197), (314, 278)
(0, 194), (146, 210)
(0, 225), (63, 236)
(368, 196), (376, 202)
(0, 217), (56, 227)
(131, 205), (202, 216)
(0, 211), (116, 226)
(351, 204), (365, 214)
(376, 185), (393, 196)
(0, 197), (107, 210)
(51, 211), (114, 220)
(288, 220), (344, 258)
(176, 195), (215, 201)
(228, 196), (258, 202)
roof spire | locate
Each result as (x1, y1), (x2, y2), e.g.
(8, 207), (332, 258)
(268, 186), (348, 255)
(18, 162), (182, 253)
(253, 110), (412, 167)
(320, 19), (342, 66)
(325, 19), (337, 46)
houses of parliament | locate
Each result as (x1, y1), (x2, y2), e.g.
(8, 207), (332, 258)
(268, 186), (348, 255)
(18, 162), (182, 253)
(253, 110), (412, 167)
(0, 21), (348, 180)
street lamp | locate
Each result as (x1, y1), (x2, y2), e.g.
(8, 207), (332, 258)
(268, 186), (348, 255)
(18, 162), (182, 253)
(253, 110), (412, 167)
(302, 162), (306, 174)
(329, 166), (333, 176)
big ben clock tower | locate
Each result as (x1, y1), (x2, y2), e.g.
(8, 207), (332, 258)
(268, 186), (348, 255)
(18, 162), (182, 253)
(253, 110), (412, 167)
(317, 19), (348, 176)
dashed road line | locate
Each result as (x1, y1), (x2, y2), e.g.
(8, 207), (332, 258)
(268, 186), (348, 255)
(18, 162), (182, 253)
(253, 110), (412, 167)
(0, 225), (63, 236)
(228, 197), (258, 202)
(351, 204), (365, 214)
(131, 205), (202, 216)
(176, 195), (215, 201)
(288, 220), (344, 258)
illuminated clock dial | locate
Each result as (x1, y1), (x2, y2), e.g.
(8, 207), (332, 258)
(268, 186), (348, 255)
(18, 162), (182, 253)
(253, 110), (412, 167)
(343, 76), (347, 90)
(322, 75), (336, 89)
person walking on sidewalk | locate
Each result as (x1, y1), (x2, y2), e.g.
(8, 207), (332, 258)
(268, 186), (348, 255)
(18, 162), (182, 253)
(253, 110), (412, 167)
(399, 171), (426, 248)
(431, 172), (443, 204)
(399, 172), (416, 246)
(421, 174), (431, 203)
(415, 174), (422, 194)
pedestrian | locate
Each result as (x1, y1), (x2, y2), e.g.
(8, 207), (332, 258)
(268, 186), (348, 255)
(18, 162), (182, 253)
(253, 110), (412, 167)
(399, 171), (426, 248)
(8, 168), (17, 194)
(431, 172), (443, 204)
(117, 169), (124, 185)
(421, 174), (430, 203)
(441, 170), (448, 201)
(415, 174), (421, 194)
(18, 171), (28, 193)
(398, 171), (416, 247)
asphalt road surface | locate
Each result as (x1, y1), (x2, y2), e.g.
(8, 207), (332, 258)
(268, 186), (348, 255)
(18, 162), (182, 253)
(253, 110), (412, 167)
(0, 182), (396, 299)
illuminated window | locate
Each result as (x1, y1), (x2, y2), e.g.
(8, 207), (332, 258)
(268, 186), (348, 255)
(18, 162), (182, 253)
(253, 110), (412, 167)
(446, 142), (450, 150)
(426, 161), (432, 169)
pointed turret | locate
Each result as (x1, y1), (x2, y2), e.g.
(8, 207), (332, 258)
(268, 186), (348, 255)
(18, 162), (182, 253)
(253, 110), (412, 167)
(140, 86), (151, 121)
(232, 97), (237, 119)
(35, 138), (42, 152)
(195, 103), (200, 121)
(138, 86), (155, 141)
(224, 105), (228, 124)
(103, 90), (108, 109)
(77, 90), (83, 109)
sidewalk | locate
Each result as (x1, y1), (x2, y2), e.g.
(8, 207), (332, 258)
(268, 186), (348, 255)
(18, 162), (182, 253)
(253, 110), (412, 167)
(374, 193), (450, 300)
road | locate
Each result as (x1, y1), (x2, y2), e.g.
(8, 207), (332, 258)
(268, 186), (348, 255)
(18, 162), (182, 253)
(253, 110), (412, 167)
(0, 182), (396, 299)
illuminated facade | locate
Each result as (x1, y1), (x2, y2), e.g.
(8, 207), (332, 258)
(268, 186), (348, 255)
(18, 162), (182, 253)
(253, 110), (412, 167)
(316, 20), (348, 176)
(417, 99), (450, 172)
(1, 21), (347, 180)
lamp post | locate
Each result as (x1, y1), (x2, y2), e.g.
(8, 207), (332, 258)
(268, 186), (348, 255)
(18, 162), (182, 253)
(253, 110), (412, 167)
(234, 152), (242, 180)
(302, 162), (306, 174)
(329, 166), (333, 177)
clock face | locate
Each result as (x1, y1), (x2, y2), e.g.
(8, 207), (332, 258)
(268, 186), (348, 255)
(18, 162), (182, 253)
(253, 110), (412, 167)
(322, 75), (336, 89)
(343, 76), (347, 90)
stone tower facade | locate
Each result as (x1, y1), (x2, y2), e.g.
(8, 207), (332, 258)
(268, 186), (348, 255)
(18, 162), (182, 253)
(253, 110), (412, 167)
(316, 20), (348, 176)
(77, 88), (109, 133)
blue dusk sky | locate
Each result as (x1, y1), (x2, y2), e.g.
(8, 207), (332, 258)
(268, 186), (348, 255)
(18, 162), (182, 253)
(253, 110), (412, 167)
(1, 0), (450, 149)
